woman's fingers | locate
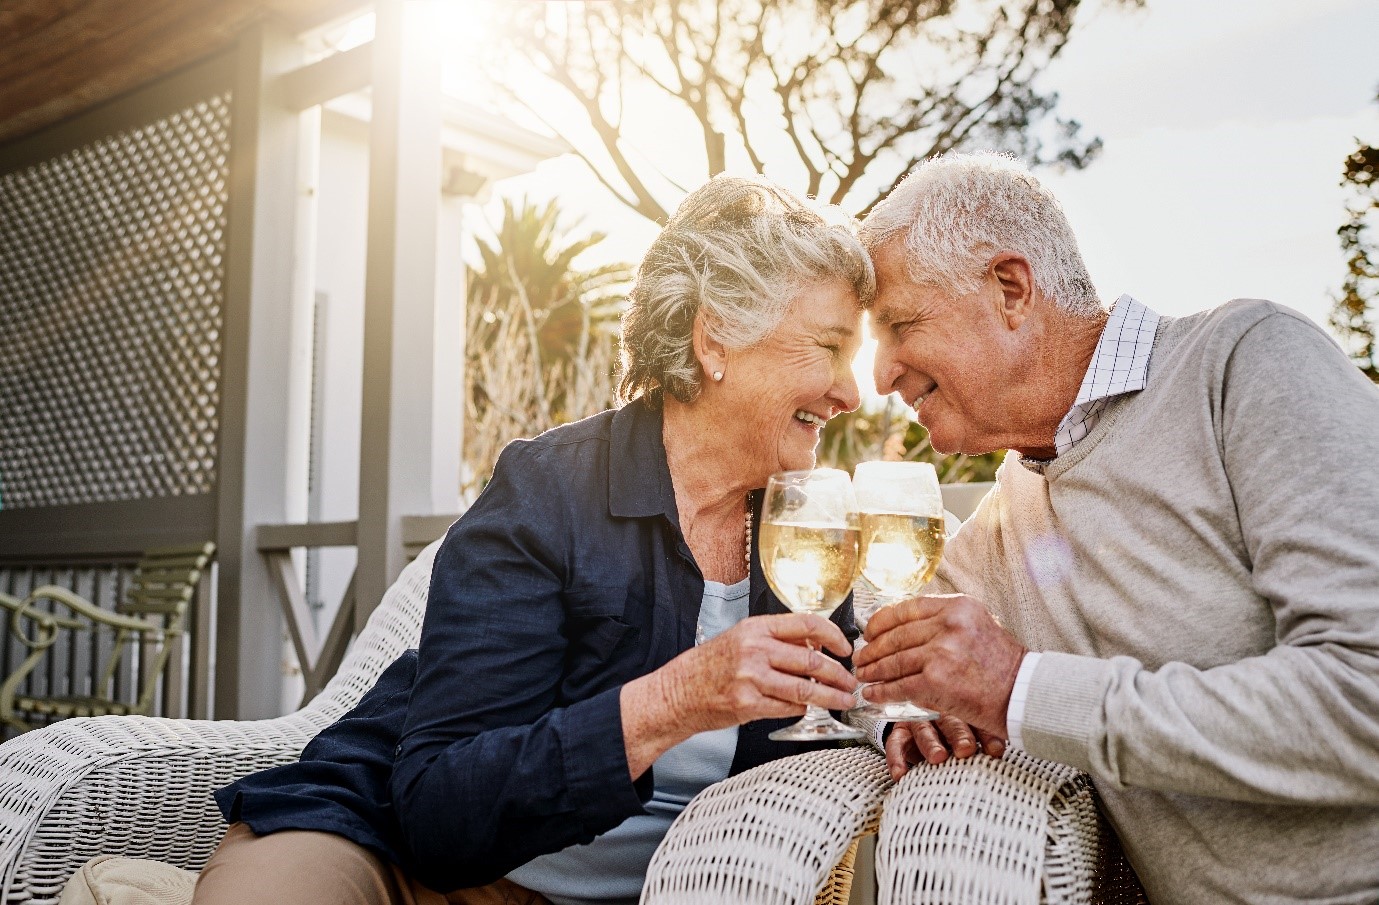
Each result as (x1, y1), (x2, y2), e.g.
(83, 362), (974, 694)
(761, 613), (854, 658)
(765, 639), (858, 693)
(755, 668), (857, 713)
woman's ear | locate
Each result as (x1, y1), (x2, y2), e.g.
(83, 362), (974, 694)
(692, 310), (728, 383)
(989, 253), (1035, 331)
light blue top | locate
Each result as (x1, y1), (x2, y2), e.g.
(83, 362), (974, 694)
(506, 576), (752, 905)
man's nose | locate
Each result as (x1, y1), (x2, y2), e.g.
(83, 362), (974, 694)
(873, 337), (901, 395)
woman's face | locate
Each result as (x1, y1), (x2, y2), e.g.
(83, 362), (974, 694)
(712, 278), (864, 481)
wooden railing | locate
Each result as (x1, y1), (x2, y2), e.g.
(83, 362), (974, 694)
(255, 513), (460, 707)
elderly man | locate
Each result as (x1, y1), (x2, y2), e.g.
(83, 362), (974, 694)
(853, 152), (1379, 902)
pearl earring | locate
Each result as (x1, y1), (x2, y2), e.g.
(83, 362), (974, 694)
(712, 370), (724, 382)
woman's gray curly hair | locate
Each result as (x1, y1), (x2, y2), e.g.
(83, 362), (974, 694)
(618, 175), (875, 408)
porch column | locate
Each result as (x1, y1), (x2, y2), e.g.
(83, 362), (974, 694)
(217, 23), (306, 719)
(355, 0), (447, 628)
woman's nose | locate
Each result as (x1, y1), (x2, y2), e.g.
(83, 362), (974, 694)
(833, 362), (861, 413)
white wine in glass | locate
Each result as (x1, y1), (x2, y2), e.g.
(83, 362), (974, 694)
(760, 469), (865, 742)
(851, 461), (947, 721)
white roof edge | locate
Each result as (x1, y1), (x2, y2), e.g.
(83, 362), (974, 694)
(439, 96), (570, 160)
(322, 92), (570, 176)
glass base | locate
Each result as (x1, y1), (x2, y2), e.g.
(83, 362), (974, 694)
(768, 710), (864, 742)
(849, 699), (940, 721)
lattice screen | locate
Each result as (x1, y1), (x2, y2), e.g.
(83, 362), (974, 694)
(0, 94), (231, 509)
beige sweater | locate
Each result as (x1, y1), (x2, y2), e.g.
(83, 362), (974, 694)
(935, 300), (1379, 904)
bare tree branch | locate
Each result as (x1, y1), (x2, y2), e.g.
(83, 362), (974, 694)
(485, 0), (1119, 221)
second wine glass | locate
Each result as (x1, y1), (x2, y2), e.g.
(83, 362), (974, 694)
(850, 461), (948, 721)
(759, 468), (864, 742)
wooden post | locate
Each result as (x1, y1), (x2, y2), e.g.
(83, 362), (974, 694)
(216, 23), (305, 719)
(354, 0), (445, 629)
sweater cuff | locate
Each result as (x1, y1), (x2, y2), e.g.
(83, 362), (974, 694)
(558, 685), (652, 837)
(1019, 651), (1112, 773)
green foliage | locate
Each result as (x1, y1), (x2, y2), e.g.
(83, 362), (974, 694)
(818, 399), (1004, 482)
(1331, 102), (1379, 384)
(468, 196), (631, 363)
(463, 198), (634, 495)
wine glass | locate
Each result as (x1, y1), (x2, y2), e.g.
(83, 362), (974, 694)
(849, 461), (948, 721)
(760, 469), (865, 742)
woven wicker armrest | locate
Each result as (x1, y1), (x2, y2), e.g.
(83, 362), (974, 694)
(642, 746), (893, 905)
(0, 711), (331, 905)
(875, 749), (1145, 905)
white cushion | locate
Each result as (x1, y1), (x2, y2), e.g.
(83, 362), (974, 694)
(59, 856), (196, 905)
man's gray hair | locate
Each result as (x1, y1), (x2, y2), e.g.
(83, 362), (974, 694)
(619, 175), (875, 407)
(859, 152), (1103, 318)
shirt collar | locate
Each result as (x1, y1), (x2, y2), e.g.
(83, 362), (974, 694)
(607, 397), (678, 522)
(1071, 294), (1161, 407)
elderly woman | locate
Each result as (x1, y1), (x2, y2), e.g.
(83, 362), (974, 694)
(192, 175), (874, 905)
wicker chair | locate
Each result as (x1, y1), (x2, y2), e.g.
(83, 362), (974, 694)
(1, 536), (1142, 905)
(0, 541), (879, 905)
(645, 746), (1146, 905)
(0, 541), (432, 905)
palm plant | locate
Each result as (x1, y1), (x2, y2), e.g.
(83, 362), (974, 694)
(463, 197), (634, 497)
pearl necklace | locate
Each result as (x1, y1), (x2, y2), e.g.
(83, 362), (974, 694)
(744, 490), (754, 567)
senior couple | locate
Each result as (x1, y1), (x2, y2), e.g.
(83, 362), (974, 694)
(192, 155), (1379, 905)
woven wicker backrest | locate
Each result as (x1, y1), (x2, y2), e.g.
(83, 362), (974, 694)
(301, 540), (438, 723)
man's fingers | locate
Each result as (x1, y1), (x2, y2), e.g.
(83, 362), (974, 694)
(975, 728), (1007, 759)
(934, 714), (978, 758)
(861, 677), (926, 708)
(861, 594), (960, 640)
(854, 616), (943, 672)
(885, 723), (921, 781)
(909, 719), (950, 765)
(854, 640), (931, 685)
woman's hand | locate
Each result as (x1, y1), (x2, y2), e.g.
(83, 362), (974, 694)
(883, 717), (1007, 781)
(621, 614), (857, 779)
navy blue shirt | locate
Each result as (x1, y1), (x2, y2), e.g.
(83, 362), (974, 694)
(217, 400), (856, 892)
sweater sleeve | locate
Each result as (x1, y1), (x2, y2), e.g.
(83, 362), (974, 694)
(390, 442), (651, 892)
(1021, 310), (1379, 805)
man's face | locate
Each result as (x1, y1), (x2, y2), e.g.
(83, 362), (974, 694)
(869, 240), (1021, 455)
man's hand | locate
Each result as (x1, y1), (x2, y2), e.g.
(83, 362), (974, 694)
(855, 593), (1026, 739)
(884, 717), (1008, 782)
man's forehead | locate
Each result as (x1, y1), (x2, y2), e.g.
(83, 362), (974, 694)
(870, 288), (928, 326)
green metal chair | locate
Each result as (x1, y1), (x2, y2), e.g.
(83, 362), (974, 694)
(0, 543), (215, 733)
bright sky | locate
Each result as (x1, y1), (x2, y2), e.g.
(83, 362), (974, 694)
(453, 0), (1379, 400)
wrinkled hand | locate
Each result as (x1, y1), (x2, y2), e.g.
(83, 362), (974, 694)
(883, 716), (1007, 781)
(855, 594), (1025, 740)
(622, 614), (857, 778)
(663, 613), (858, 732)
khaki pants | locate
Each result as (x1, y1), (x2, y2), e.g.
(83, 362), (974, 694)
(193, 822), (551, 905)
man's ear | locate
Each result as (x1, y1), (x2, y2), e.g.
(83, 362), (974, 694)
(692, 310), (728, 382)
(990, 253), (1035, 331)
